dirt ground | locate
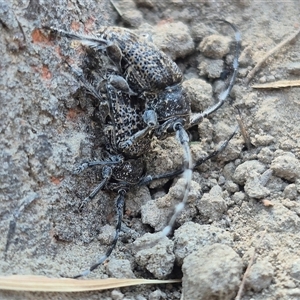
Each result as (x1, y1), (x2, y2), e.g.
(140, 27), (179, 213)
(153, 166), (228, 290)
(1, 0), (300, 299)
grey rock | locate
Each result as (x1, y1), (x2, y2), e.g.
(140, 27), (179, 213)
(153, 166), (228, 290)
(283, 184), (298, 200)
(290, 259), (300, 280)
(199, 34), (231, 59)
(182, 244), (243, 300)
(107, 259), (135, 278)
(244, 172), (270, 199)
(245, 259), (274, 292)
(233, 160), (267, 185)
(271, 153), (300, 181)
(196, 185), (227, 221)
(133, 233), (175, 279)
(152, 21), (194, 60)
(174, 222), (233, 265)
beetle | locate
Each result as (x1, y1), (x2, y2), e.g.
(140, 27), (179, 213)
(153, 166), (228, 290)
(45, 20), (240, 170)
(45, 20), (241, 278)
(45, 25), (183, 94)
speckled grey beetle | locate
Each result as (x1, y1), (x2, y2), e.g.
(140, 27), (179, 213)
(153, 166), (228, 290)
(45, 20), (241, 278)
(47, 21), (240, 143)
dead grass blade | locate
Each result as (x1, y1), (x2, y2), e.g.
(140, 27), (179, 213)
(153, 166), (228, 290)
(252, 80), (300, 89)
(0, 275), (181, 292)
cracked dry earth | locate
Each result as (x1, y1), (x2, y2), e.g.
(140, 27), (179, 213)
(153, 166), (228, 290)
(1, 1), (300, 299)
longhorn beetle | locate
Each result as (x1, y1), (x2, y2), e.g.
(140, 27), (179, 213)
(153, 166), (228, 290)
(46, 20), (241, 278)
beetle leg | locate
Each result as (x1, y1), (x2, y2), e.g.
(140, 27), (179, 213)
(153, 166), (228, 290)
(73, 154), (124, 174)
(78, 165), (113, 209)
(64, 61), (105, 101)
(71, 189), (126, 278)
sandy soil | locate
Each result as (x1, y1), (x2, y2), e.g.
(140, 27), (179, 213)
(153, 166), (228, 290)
(1, 0), (300, 299)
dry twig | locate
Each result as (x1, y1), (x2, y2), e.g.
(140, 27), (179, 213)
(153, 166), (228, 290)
(245, 28), (300, 84)
(235, 107), (251, 150)
(235, 230), (267, 300)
